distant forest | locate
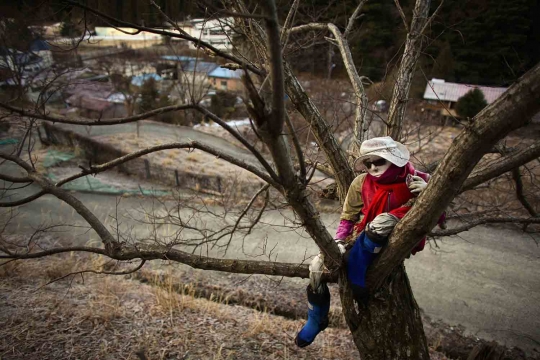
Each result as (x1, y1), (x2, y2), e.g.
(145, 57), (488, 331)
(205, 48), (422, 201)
(2, 0), (538, 87)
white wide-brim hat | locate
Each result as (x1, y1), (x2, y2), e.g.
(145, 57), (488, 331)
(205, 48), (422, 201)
(355, 136), (410, 167)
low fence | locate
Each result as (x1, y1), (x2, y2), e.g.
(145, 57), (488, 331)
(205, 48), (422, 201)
(40, 123), (226, 193)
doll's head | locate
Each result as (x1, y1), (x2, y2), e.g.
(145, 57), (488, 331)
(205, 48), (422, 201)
(353, 136), (410, 177)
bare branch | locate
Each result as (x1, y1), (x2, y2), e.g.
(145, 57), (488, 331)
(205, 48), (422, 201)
(0, 244), (336, 281)
(0, 102), (196, 126)
(283, 55), (355, 202)
(305, 160), (334, 177)
(394, 0), (410, 32)
(285, 113), (307, 182)
(280, 0), (301, 43)
(286, 23), (327, 36)
(327, 24), (369, 143)
(511, 167), (538, 217)
(0, 151), (34, 172)
(0, 246), (109, 259)
(43, 260), (147, 286)
(0, 190), (46, 207)
(261, 0), (286, 137)
(386, 0), (431, 139)
(0, 173), (31, 183)
(223, 184), (270, 253)
(461, 143), (540, 192)
(344, 0), (368, 38)
(55, 141), (280, 189)
(196, 106), (280, 184)
(0, 152), (119, 250)
(420, 0), (445, 35)
(430, 217), (540, 237)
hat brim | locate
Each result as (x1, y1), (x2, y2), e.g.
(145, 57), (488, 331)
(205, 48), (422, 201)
(355, 141), (410, 168)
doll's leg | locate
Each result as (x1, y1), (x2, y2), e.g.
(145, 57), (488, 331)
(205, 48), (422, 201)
(295, 282), (330, 347)
(295, 254), (331, 347)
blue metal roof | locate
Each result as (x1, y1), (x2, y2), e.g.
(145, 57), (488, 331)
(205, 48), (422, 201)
(161, 55), (196, 62)
(208, 67), (242, 79)
(181, 61), (218, 74)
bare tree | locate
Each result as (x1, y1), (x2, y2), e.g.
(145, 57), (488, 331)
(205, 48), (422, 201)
(0, 1), (539, 359)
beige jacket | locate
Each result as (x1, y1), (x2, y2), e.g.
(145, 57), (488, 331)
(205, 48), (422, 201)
(340, 173), (367, 222)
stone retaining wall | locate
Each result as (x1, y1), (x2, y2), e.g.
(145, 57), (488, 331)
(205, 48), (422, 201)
(40, 123), (225, 193)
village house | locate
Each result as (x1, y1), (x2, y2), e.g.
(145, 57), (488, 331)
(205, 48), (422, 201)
(423, 78), (507, 117)
(29, 39), (53, 68)
(63, 81), (126, 119)
(0, 39), (53, 77)
(179, 18), (235, 51)
(90, 27), (162, 49)
(208, 67), (242, 92)
(170, 58), (218, 99)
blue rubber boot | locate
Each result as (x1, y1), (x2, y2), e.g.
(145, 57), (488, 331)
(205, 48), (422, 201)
(346, 231), (386, 306)
(295, 283), (330, 347)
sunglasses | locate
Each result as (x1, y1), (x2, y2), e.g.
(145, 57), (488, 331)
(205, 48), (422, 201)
(362, 158), (387, 168)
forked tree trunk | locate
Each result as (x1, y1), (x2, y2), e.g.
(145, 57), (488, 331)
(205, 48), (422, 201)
(339, 264), (429, 360)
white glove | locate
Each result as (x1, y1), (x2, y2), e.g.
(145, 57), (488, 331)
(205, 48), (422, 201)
(367, 213), (399, 238)
(309, 253), (325, 292)
(336, 240), (346, 255)
(408, 175), (428, 195)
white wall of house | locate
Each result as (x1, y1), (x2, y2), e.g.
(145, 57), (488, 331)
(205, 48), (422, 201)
(186, 18), (234, 51)
(91, 27), (162, 48)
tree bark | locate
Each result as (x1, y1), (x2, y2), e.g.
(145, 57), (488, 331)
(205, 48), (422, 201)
(386, 0), (431, 140)
(340, 264), (429, 360)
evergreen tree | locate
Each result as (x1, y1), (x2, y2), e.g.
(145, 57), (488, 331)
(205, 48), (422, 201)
(455, 88), (488, 119)
(139, 78), (159, 114)
(431, 42), (455, 81)
(430, 0), (536, 86)
(350, 0), (406, 81)
(156, 94), (175, 123)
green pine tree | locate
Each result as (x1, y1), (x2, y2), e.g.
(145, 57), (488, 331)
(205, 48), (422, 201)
(455, 88), (488, 119)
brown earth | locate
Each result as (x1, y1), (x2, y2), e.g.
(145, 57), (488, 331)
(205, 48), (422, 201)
(0, 245), (535, 360)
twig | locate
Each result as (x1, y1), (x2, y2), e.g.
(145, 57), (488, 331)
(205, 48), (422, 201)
(344, 0), (368, 38)
(394, 0), (410, 32)
(40, 260), (146, 288)
(511, 167), (538, 217)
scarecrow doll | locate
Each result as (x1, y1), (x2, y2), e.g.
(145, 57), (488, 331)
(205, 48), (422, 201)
(296, 136), (440, 347)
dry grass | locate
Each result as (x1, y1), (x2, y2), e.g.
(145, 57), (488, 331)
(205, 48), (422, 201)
(0, 255), (363, 360)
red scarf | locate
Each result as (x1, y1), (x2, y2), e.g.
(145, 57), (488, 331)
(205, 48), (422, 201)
(355, 163), (416, 233)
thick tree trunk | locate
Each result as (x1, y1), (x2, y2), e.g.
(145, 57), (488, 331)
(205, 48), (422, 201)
(340, 264), (429, 360)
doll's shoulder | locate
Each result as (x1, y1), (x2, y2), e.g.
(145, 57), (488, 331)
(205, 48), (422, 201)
(350, 173), (367, 191)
